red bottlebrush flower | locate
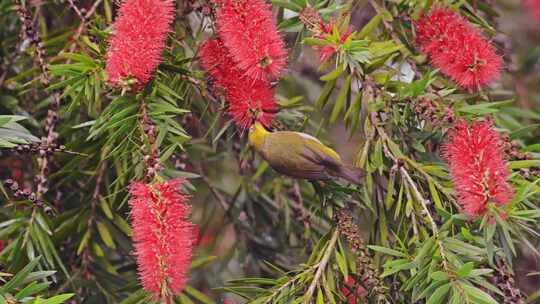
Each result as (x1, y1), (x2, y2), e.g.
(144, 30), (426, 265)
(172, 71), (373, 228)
(129, 179), (194, 299)
(341, 276), (366, 304)
(442, 120), (513, 217)
(415, 7), (503, 90)
(198, 39), (233, 88)
(199, 39), (277, 129)
(524, 0), (540, 22)
(226, 81), (277, 130)
(314, 22), (353, 63)
(213, 0), (287, 81)
(105, 0), (174, 89)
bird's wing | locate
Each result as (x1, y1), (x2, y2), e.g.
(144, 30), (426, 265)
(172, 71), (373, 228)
(263, 132), (332, 180)
(294, 132), (342, 162)
(300, 144), (342, 172)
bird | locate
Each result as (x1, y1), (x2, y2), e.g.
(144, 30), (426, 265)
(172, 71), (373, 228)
(248, 122), (364, 183)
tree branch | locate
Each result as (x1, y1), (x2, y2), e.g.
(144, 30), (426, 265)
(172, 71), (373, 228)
(304, 229), (339, 304)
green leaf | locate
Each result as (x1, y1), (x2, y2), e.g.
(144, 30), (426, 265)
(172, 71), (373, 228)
(456, 262), (474, 278)
(426, 283), (451, 304)
(469, 269), (493, 277)
(303, 38), (328, 46)
(457, 100), (513, 115)
(183, 286), (215, 304)
(320, 65), (344, 81)
(77, 230), (91, 255)
(96, 221), (116, 249)
(428, 180), (443, 210)
(60, 52), (95, 65)
(315, 79), (336, 109)
(508, 160), (540, 169)
(22, 271), (56, 285)
(430, 271), (449, 281)
(113, 215), (132, 237)
(99, 197), (114, 220)
(329, 75), (351, 123)
(178, 293), (195, 304)
(414, 237), (435, 264)
(381, 261), (416, 277)
(0, 115), (27, 126)
(119, 289), (147, 304)
(278, 96), (304, 108)
(191, 255), (217, 269)
(15, 282), (51, 299)
(368, 40), (403, 58)
(368, 245), (406, 257)
(316, 288), (324, 304)
(384, 170), (396, 210)
(0, 257), (41, 294)
(335, 250), (348, 279)
(358, 15), (382, 39)
(461, 284), (498, 304)
(271, 0), (302, 11)
(41, 294), (75, 304)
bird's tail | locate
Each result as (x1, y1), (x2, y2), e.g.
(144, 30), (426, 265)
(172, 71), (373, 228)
(302, 145), (365, 184)
(337, 165), (365, 184)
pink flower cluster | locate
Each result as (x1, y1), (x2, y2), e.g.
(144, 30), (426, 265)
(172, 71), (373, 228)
(129, 179), (194, 299)
(524, 0), (540, 23)
(199, 0), (287, 129)
(415, 7), (503, 90)
(214, 0), (287, 81)
(199, 39), (277, 129)
(105, 0), (174, 89)
(341, 276), (366, 304)
(442, 120), (513, 217)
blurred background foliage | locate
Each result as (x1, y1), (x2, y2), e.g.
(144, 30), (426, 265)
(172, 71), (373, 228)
(0, 0), (539, 303)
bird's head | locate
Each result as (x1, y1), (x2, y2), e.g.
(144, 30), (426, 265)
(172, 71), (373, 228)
(248, 121), (269, 150)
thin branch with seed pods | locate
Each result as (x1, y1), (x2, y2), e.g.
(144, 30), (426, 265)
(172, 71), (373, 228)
(16, 0), (62, 199)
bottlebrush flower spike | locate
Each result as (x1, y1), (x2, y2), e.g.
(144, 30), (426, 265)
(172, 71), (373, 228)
(129, 179), (194, 299)
(442, 120), (513, 217)
(105, 0), (174, 89)
(213, 0), (287, 81)
(227, 87), (277, 129)
(415, 7), (503, 90)
(199, 39), (277, 129)
(314, 21), (354, 63)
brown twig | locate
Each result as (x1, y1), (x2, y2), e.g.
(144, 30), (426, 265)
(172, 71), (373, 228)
(292, 181), (311, 232)
(16, 0), (62, 200)
(3, 179), (51, 213)
(140, 102), (162, 181)
(202, 175), (230, 211)
(380, 133), (450, 272)
(66, 0), (87, 22)
(304, 229), (339, 304)
(65, 0), (103, 55)
(82, 161), (108, 272)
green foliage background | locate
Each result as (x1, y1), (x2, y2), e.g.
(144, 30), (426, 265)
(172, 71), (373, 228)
(0, 0), (539, 303)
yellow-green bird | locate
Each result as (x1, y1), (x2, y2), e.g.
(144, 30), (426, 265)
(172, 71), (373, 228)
(248, 122), (364, 184)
